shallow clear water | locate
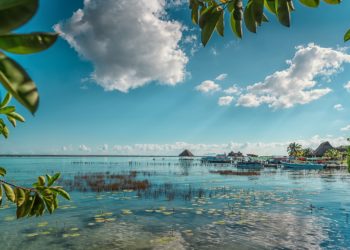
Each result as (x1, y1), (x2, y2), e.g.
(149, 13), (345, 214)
(1, 157), (350, 250)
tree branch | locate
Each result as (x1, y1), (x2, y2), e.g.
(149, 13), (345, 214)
(0, 179), (36, 192)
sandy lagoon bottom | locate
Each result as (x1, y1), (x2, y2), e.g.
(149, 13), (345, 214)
(0, 157), (350, 249)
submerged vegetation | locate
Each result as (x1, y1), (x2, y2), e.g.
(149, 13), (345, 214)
(209, 170), (260, 176)
(59, 171), (150, 192)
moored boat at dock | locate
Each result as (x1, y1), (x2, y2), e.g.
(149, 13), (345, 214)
(201, 154), (232, 164)
(236, 161), (263, 169)
(281, 161), (326, 170)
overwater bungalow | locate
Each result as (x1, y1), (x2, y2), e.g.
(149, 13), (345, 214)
(179, 149), (194, 158)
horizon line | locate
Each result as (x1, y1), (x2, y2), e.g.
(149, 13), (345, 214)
(0, 154), (284, 158)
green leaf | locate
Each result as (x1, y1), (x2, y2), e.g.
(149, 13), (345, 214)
(199, 5), (214, 29)
(48, 173), (60, 187)
(43, 195), (54, 214)
(7, 112), (25, 122)
(244, 0), (257, 33)
(0, 0), (39, 34)
(0, 92), (11, 108)
(0, 185), (2, 206)
(7, 116), (16, 127)
(216, 11), (224, 36)
(230, 12), (243, 38)
(299, 0), (320, 7)
(57, 188), (70, 200)
(287, 0), (295, 11)
(262, 13), (269, 22)
(2, 126), (9, 138)
(30, 194), (43, 216)
(264, 0), (277, 14)
(38, 176), (45, 186)
(53, 194), (58, 209)
(46, 174), (52, 184)
(252, 0), (264, 25)
(277, 0), (291, 27)
(0, 166), (6, 176)
(201, 7), (222, 46)
(15, 187), (25, 206)
(0, 106), (15, 114)
(16, 192), (33, 218)
(0, 33), (58, 55)
(227, 1), (234, 12)
(3, 183), (15, 202)
(0, 53), (39, 114)
(191, 1), (199, 24)
(323, 0), (340, 4)
(344, 29), (350, 42)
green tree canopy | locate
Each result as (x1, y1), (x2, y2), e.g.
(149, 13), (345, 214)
(189, 0), (347, 46)
(287, 142), (303, 157)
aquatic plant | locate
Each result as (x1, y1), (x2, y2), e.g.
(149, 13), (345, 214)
(58, 171), (150, 192)
(140, 183), (206, 201)
(210, 170), (260, 176)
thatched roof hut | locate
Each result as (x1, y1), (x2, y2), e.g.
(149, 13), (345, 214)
(179, 149), (194, 157)
(336, 145), (348, 153)
(314, 141), (334, 157)
(247, 153), (258, 158)
(228, 151), (244, 157)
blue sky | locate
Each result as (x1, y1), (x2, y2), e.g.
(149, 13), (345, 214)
(1, 0), (350, 155)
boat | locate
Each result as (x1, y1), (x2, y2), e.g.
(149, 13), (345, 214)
(281, 161), (325, 170)
(236, 161), (263, 170)
(264, 157), (285, 168)
(201, 154), (232, 164)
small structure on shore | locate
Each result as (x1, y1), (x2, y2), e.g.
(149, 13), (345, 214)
(247, 153), (258, 158)
(336, 145), (348, 153)
(314, 141), (334, 157)
(228, 151), (244, 158)
(179, 149), (194, 157)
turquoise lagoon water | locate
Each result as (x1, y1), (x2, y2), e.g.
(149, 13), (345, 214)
(1, 157), (350, 249)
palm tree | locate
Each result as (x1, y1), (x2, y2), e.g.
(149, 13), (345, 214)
(324, 149), (342, 160)
(302, 148), (314, 158)
(287, 142), (302, 157)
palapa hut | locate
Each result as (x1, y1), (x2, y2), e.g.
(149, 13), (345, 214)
(179, 149), (194, 157)
(247, 153), (258, 158)
(228, 151), (244, 158)
(314, 141), (334, 157)
(336, 145), (348, 153)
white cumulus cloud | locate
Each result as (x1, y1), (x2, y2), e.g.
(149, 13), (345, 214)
(54, 0), (188, 92)
(344, 81), (350, 91)
(98, 144), (109, 151)
(236, 43), (350, 109)
(195, 80), (221, 93)
(79, 144), (91, 152)
(215, 73), (228, 81)
(224, 85), (240, 95)
(110, 135), (348, 156)
(237, 93), (262, 107)
(341, 125), (350, 131)
(334, 104), (344, 111)
(218, 96), (233, 106)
